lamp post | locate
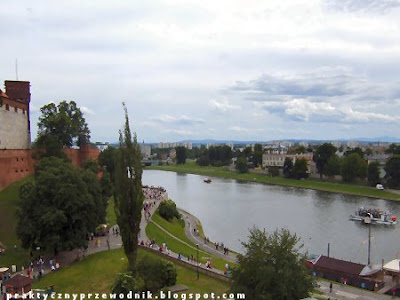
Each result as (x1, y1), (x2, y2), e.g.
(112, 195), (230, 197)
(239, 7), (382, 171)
(196, 244), (199, 280)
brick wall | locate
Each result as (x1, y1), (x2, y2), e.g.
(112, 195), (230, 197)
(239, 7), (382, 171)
(0, 149), (34, 189)
(0, 146), (100, 190)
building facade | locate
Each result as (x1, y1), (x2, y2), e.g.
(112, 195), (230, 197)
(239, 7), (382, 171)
(262, 151), (314, 173)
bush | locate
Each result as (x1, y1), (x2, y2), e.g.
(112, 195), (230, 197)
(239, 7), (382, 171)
(111, 273), (144, 295)
(235, 157), (248, 173)
(268, 166), (280, 177)
(137, 255), (177, 292)
(159, 200), (181, 221)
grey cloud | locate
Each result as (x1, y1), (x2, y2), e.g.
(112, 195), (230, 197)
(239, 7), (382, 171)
(232, 68), (359, 98)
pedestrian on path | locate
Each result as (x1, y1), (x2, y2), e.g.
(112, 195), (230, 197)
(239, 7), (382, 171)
(329, 282), (333, 293)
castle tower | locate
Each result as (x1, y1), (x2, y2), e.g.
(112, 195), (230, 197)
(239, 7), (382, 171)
(0, 80), (31, 149)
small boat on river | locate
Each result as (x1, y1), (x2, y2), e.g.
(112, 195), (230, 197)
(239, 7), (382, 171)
(349, 207), (397, 225)
(203, 178), (212, 183)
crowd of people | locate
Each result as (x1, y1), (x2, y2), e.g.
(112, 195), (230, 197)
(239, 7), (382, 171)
(142, 185), (167, 221)
(25, 256), (60, 280)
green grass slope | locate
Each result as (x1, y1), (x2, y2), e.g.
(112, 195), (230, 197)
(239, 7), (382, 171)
(0, 176), (32, 268)
(33, 248), (230, 296)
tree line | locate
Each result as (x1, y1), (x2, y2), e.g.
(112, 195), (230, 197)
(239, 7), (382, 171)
(313, 143), (400, 188)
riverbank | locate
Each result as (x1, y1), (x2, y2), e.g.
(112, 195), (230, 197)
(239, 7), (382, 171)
(146, 163), (400, 201)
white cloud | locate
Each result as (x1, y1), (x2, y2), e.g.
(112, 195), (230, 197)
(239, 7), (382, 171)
(80, 106), (95, 115)
(228, 126), (249, 132)
(209, 99), (240, 112)
(151, 114), (205, 125)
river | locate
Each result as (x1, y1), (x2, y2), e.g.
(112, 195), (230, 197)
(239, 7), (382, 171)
(143, 169), (400, 265)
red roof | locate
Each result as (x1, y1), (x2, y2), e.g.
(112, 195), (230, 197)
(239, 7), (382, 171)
(4, 274), (31, 288)
(314, 255), (365, 276)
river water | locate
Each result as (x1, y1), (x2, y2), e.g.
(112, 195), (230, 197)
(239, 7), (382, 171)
(143, 170), (400, 265)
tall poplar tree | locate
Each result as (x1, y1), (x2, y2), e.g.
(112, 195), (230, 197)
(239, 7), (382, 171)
(114, 103), (144, 273)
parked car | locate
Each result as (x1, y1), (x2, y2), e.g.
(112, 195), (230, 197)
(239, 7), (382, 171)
(376, 184), (384, 190)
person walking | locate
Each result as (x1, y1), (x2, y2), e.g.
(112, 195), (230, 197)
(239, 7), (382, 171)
(329, 282), (333, 293)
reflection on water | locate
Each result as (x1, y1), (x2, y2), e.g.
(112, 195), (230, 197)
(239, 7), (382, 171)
(143, 170), (400, 264)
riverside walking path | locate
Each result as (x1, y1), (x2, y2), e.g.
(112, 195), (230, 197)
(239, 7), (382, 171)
(3, 188), (397, 300)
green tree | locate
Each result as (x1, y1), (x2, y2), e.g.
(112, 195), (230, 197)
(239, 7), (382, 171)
(231, 227), (314, 300)
(81, 159), (99, 173)
(283, 157), (293, 178)
(385, 144), (400, 155)
(341, 153), (367, 183)
(253, 151), (264, 167)
(98, 146), (117, 181)
(345, 147), (364, 158)
(236, 157), (249, 173)
(158, 200), (181, 221)
(254, 144), (263, 152)
(16, 157), (96, 255)
(367, 161), (381, 187)
(324, 155), (341, 177)
(196, 153), (210, 166)
(293, 158), (308, 179)
(385, 155), (400, 188)
(81, 169), (107, 226)
(114, 103), (144, 273)
(313, 143), (337, 179)
(175, 146), (187, 164)
(36, 100), (90, 150)
(365, 148), (373, 156)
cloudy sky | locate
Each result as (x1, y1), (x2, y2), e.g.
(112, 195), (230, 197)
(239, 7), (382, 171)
(1, 0), (400, 143)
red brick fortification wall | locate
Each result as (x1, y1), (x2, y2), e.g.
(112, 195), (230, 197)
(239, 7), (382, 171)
(78, 144), (100, 164)
(0, 146), (100, 190)
(63, 145), (100, 166)
(63, 148), (81, 166)
(0, 149), (35, 190)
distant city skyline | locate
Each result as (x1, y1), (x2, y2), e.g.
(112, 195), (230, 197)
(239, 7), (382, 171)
(1, 0), (400, 143)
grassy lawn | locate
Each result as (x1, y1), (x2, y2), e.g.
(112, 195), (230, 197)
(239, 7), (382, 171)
(33, 248), (229, 296)
(148, 162), (400, 200)
(0, 176), (32, 268)
(151, 212), (192, 245)
(146, 213), (236, 270)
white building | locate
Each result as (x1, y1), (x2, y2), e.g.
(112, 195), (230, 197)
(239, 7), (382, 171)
(140, 144), (152, 158)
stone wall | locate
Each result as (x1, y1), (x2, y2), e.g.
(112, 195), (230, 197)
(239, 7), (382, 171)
(0, 102), (30, 149)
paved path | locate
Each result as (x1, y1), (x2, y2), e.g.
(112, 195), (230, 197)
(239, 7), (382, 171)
(317, 280), (395, 300)
(178, 209), (237, 264)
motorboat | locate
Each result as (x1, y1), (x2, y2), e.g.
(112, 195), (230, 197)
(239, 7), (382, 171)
(349, 207), (397, 225)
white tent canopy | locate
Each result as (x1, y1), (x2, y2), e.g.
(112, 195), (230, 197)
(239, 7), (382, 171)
(383, 259), (400, 273)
